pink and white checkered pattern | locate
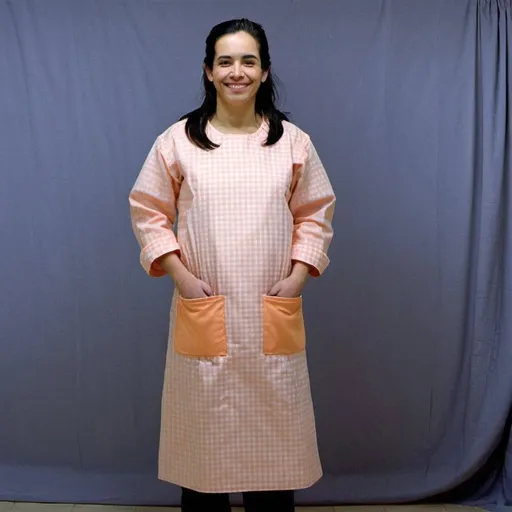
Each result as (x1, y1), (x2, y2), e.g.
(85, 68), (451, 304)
(129, 119), (335, 493)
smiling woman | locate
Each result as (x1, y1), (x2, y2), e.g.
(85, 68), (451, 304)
(206, 32), (268, 120)
(179, 18), (289, 148)
(129, 18), (336, 512)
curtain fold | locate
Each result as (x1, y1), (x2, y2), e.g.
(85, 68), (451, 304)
(0, 0), (511, 508)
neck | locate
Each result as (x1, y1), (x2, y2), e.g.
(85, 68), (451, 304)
(213, 99), (261, 131)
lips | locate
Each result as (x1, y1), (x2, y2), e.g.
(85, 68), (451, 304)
(225, 83), (250, 90)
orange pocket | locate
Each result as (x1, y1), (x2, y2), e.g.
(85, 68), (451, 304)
(174, 295), (227, 357)
(262, 296), (306, 355)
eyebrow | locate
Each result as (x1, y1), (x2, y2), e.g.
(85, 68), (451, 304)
(216, 54), (259, 61)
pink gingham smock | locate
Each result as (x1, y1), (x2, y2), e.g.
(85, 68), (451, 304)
(129, 117), (335, 493)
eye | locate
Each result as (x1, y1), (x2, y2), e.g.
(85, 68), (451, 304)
(219, 60), (231, 67)
(244, 61), (256, 67)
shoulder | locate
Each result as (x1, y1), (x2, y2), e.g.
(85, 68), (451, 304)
(152, 119), (189, 161)
(281, 120), (313, 159)
(280, 120), (313, 162)
(281, 120), (311, 145)
(156, 119), (188, 146)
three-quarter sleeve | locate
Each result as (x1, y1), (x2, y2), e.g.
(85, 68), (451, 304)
(129, 134), (182, 277)
(289, 138), (336, 277)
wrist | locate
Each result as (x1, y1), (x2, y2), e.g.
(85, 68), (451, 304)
(291, 260), (309, 281)
(159, 252), (189, 281)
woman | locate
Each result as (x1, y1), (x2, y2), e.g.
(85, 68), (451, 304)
(129, 18), (336, 512)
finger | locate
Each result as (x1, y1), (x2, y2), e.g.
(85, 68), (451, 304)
(268, 283), (280, 296)
(202, 282), (214, 296)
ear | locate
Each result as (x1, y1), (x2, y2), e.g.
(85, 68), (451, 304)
(204, 63), (214, 82)
(261, 68), (269, 83)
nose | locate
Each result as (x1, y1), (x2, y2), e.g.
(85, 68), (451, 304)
(231, 62), (243, 79)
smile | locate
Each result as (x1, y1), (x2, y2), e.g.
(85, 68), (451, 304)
(225, 84), (250, 89)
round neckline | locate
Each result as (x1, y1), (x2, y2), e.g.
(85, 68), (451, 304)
(206, 116), (269, 142)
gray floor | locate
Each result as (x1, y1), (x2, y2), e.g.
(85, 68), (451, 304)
(0, 503), (489, 512)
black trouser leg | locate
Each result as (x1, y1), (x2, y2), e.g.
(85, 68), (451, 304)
(180, 487), (231, 512)
(242, 490), (295, 512)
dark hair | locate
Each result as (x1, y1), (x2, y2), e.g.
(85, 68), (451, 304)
(179, 18), (289, 150)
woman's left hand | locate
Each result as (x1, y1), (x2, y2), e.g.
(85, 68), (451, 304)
(268, 261), (310, 298)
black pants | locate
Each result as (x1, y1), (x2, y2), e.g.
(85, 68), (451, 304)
(181, 487), (295, 511)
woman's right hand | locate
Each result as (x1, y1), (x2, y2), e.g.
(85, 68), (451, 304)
(175, 272), (213, 299)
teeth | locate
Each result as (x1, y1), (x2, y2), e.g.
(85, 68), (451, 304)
(228, 84), (247, 89)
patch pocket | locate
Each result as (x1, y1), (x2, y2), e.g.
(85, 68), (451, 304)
(262, 296), (306, 355)
(174, 295), (227, 357)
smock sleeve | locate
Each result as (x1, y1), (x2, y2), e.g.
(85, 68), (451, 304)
(289, 137), (336, 277)
(129, 134), (182, 277)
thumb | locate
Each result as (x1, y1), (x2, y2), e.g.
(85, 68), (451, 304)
(268, 282), (281, 296)
(201, 281), (214, 296)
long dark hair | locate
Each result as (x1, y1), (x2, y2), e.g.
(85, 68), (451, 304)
(179, 18), (289, 150)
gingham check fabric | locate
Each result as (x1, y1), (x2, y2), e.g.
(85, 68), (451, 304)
(129, 119), (335, 493)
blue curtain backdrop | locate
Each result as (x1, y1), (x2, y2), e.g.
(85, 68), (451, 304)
(1, 0), (511, 510)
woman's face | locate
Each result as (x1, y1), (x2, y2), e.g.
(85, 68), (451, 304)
(205, 31), (269, 108)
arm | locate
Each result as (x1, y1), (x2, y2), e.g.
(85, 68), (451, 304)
(129, 135), (182, 277)
(268, 138), (335, 297)
(289, 137), (336, 278)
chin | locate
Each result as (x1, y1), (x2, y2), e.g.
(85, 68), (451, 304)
(221, 94), (256, 105)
